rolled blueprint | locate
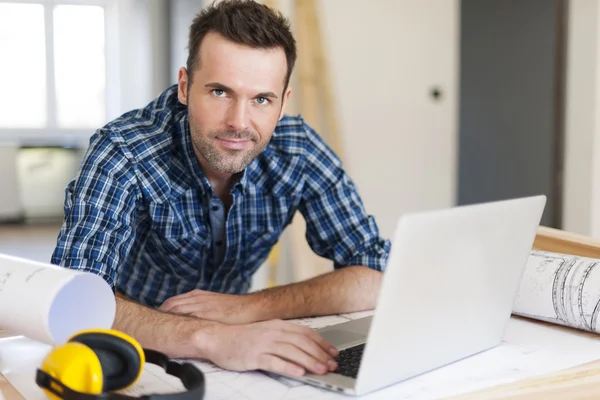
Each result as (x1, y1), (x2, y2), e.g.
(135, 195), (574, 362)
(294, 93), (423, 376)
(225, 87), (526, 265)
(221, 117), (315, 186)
(513, 250), (600, 333)
(0, 254), (115, 344)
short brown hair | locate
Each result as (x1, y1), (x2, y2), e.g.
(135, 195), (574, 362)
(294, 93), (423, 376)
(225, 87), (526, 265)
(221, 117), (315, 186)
(187, 0), (297, 91)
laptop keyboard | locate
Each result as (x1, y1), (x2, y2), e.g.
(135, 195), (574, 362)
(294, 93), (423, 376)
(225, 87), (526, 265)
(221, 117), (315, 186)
(334, 344), (365, 378)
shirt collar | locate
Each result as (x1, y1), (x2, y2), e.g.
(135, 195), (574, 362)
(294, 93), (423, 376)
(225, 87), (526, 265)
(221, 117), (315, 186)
(235, 157), (258, 194)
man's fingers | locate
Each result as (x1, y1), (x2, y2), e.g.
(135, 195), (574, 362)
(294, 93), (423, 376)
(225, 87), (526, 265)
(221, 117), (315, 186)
(271, 341), (332, 375)
(160, 291), (209, 311)
(161, 289), (211, 308)
(160, 298), (206, 312)
(159, 297), (182, 311)
(169, 289), (208, 300)
(161, 303), (201, 315)
(258, 354), (305, 377)
(282, 323), (339, 357)
(158, 299), (180, 312)
(284, 332), (337, 370)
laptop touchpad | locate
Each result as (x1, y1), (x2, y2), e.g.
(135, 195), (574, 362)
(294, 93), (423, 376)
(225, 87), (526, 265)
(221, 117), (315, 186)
(320, 330), (365, 348)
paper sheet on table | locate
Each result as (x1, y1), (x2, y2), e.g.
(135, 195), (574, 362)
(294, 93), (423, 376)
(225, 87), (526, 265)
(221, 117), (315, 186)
(0, 254), (115, 345)
(187, 316), (600, 400)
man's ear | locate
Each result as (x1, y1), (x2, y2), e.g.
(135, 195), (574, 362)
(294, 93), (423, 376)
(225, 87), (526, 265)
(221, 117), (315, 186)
(279, 87), (292, 120)
(178, 67), (189, 105)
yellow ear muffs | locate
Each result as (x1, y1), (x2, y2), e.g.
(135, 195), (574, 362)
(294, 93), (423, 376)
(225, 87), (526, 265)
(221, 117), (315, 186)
(36, 328), (205, 400)
(68, 329), (145, 392)
(39, 342), (104, 400)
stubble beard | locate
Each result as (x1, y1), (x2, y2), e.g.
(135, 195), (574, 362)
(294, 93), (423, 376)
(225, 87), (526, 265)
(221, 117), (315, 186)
(189, 121), (266, 174)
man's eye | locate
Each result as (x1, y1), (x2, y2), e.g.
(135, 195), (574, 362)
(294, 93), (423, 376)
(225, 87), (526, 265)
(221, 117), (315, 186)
(255, 97), (269, 105)
(212, 89), (226, 97)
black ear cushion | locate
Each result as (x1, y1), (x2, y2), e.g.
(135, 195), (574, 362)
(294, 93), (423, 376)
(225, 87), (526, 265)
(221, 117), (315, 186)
(70, 332), (142, 392)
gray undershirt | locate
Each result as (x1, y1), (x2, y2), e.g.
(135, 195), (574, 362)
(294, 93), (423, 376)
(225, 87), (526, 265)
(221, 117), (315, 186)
(209, 197), (226, 266)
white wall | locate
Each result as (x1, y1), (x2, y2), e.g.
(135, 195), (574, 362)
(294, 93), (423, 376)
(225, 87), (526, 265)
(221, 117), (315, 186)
(317, 0), (459, 238)
(563, 0), (600, 238)
(589, 0), (600, 239)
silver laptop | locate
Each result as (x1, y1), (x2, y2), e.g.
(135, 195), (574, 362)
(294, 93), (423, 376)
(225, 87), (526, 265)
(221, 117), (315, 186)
(286, 195), (546, 396)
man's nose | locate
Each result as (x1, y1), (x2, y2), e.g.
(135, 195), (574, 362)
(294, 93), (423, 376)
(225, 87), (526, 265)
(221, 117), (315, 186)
(226, 100), (249, 131)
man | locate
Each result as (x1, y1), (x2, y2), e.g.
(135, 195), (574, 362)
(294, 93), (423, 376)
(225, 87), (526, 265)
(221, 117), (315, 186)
(52, 0), (390, 378)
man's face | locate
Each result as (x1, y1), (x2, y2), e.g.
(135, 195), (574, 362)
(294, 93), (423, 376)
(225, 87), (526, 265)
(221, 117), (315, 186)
(178, 32), (291, 175)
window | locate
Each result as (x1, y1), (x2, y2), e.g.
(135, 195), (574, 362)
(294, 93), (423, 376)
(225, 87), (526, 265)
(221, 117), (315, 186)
(0, 3), (46, 128)
(54, 4), (106, 128)
(0, 0), (114, 144)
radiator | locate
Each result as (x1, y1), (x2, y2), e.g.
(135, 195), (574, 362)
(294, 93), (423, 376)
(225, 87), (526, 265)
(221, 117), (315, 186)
(0, 145), (22, 221)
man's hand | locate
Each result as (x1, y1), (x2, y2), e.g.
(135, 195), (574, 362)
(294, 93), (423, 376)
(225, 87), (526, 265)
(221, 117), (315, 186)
(159, 289), (259, 324)
(205, 319), (339, 377)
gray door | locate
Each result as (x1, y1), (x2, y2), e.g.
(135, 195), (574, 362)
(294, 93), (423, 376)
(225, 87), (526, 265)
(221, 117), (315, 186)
(458, 0), (566, 228)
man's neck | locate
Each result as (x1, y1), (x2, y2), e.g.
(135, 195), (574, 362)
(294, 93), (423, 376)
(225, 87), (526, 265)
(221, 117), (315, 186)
(207, 172), (237, 209)
(194, 151), (239, 209)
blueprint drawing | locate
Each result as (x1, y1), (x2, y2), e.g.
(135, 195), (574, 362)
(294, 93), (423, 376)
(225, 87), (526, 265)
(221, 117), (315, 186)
(513, 250), (600, 333)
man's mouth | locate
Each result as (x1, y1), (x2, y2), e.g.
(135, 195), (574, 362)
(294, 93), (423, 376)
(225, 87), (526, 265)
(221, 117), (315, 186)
(216, 137), (252, 150)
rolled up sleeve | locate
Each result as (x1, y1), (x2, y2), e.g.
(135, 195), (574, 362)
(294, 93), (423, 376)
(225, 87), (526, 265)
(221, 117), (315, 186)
(51, 129), (139, 291)
(298, 123), (391, 271)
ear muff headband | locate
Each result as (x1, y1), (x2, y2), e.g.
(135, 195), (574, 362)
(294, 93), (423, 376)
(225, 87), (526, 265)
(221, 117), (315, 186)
(69, 329), (144, 392)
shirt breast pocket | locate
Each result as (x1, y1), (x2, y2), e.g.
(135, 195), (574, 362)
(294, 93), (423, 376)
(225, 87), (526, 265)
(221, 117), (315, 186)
(160, 232), (208, 256)
(243, 228), (280, 268)
(151, 228), (210, 279)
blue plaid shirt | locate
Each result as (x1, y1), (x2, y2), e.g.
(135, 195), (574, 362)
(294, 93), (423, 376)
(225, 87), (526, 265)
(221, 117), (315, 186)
(51, 86), (390, 307)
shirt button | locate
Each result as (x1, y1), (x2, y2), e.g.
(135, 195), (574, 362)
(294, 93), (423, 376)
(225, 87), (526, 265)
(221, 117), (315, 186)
(211, 206), (219, 212)
(216, 240), (223, 246)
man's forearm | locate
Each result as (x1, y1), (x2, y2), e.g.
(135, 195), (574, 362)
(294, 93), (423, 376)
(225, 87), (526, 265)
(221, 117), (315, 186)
(113, 296), (219, 358)
(114, 296), (340, 377)
(248, 266), (383, 321)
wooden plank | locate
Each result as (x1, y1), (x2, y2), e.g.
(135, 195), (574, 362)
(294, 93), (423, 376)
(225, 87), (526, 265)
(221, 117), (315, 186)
(261, 0), (278, 10)
(295, 0), (319, 129)
(451, 360), (600, 399)
(288, 0), (334, 281)
(304, 0), (344, 162)
(533, 226), (600, 259)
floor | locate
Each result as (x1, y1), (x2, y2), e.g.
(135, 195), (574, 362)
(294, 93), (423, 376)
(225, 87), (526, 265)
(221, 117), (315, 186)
(0, 223), (62, 263)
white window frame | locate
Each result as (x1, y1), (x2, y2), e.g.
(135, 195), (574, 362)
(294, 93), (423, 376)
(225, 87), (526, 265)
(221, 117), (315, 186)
(0, 0), (120, 147)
